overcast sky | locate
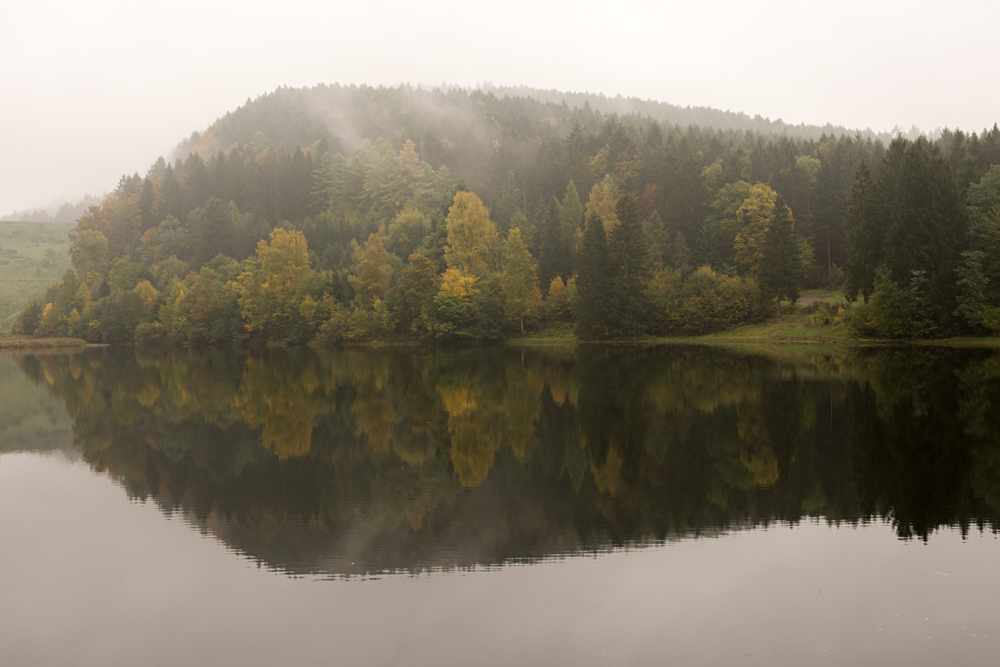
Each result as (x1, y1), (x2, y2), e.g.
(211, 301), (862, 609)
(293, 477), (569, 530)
(2, 0), (998, 215)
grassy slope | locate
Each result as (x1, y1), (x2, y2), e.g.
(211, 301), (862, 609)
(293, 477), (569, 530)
(0, 222), (73, 328)
(693, 308), (850, 343)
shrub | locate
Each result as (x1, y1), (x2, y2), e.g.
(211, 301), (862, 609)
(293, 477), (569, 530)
(646, 266), (764, 336)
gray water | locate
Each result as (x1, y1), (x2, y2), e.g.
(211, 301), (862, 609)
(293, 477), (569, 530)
(2, 345), (998, 665)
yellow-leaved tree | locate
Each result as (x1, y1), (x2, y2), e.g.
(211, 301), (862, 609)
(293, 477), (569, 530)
(444, 191), (497, 276)
(348, 232), (393, 305)
(585, 180), (619, 233)
(236, 228), (312, 339)
(733, 183), (779, 276)
(501, 227), (540, 333)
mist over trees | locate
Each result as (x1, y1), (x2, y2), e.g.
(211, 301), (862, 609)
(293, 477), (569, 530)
(2, 194), (102, 223)
(11, 84), (1000, 343)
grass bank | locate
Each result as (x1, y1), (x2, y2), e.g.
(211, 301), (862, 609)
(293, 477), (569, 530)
(0, 337), (87, 349)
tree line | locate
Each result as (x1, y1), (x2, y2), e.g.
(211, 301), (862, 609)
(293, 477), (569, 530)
(11, 84), (1000, 342)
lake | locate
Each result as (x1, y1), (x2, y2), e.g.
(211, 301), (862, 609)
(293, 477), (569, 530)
(2, 344), (998, 666)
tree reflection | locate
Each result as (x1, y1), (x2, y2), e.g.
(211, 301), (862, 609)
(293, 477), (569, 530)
(13, 343), (1000, 574)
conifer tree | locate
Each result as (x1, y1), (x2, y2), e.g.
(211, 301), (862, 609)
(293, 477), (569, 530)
(608, 191), (649, 337)
(845, 161), (882, 302)
(575, 213), (613, 339)
(759, 196), (802, 320)
(881, 138), (968, 329)
(540, 196), (569, 290)
(562, 180), (584, 233)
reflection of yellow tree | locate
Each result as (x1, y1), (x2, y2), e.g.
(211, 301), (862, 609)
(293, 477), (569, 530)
(259, 398), (313, 459)
(736, 402), (780, 488)
(236, 357), (314, 459)
(450, 412), (501, 488)
(345, 352), (396, 452)
(500, 362), (543, 460)
(352, 387), (395, 452)
(438, 373), (500, 487)
(591, 444), (622, 494)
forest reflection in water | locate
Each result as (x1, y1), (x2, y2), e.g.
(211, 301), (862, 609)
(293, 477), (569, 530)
(10, 343), (1000, 576)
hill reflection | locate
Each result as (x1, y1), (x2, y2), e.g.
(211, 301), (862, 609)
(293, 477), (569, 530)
(14, 344), (1000, 575)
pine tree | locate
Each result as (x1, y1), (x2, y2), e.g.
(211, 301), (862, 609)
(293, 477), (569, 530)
(845, 161), (882, 302)
(540, 196), (569, 289)
(759, 196), (802, 320)
(876, 137), (969, 329)
(608, 191), (649, 337)
(575, 213), (613, 340)
(561, 180), (584, 232)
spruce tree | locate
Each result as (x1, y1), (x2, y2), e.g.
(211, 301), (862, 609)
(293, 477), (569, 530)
(759, 196), (802, 320)
(561, 180), (584, 232)
(575, 213), (612, 339)
(540, 196), (569, 289)
(877, 138), (969, 329)
(608, 191), (649, 337)
(845, 161), (882, 302)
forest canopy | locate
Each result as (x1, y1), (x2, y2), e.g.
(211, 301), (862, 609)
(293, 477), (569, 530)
(12, 84), (1000, 343)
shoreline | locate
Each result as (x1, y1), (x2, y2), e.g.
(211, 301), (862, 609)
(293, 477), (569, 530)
(0, 337), (87, 350)
(6, 331), (1000, 351)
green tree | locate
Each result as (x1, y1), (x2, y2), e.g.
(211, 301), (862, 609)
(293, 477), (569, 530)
(608, 191), (649, 337)
(107, 259), (139, 296)
(69, 229), (110, 291)
(574, 213), (613, 339)
(399, 253), (439, 334)
(384, 207), (430, 259)
(430, 268), (479, 340)
(561, 180), (584, 233)
(733, 183), (778, 276)
(348, 233), (394, 306)
(539, 197), (570, 289)
(501, 228), (540, 334)
(758, 196), (802, 320)
(844, 161), (882, 302)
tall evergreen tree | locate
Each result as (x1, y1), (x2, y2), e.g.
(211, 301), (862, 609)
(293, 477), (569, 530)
(540, 196), (570, 289)
(879, 138), (969, 329)
(759, 196), (802, 320)
(608, 191), (649, 337)
(575, 213), (613, 340)
(845, 161), (882, 302)
(561, 180), (584, 232)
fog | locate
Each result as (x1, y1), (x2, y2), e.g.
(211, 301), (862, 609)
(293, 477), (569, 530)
(2, 0), (998, 215)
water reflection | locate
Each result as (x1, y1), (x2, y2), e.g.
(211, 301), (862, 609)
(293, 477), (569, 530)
(10, 344), (1000, 574)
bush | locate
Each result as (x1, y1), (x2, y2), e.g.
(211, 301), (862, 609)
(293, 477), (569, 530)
(844, 301), (877, 338)
(869, 267), (935, 339)
(646, 266), (765, 336)
(315, 303), (350, 345)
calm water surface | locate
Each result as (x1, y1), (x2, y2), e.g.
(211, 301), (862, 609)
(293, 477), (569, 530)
(2, 345), (999, 666)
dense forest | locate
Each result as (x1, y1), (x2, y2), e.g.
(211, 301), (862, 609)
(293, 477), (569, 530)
(11, 84), (1000, 343)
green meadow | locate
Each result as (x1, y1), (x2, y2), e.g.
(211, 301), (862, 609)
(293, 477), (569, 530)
(0, 222), (73, 328)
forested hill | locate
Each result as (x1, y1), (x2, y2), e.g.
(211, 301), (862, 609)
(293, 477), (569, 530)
(481, 84), (887, 140)
(173, 84), (883, 166)
(13, 82), (1000, 346)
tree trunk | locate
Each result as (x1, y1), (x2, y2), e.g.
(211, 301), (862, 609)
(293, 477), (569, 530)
(827, 231), (832, 277)
(520, 315), (525, 334)
(776, 296), (782, 322)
